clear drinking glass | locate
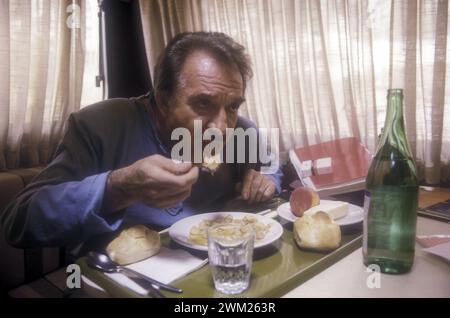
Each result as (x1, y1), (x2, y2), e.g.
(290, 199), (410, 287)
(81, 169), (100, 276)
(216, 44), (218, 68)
(207, 223), (255, 294)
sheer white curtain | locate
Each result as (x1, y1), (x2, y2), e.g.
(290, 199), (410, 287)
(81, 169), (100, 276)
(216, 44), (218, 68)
(139, 0), (204, 82)
(139, 0), (449, 184)
(0, 0), (88, 170)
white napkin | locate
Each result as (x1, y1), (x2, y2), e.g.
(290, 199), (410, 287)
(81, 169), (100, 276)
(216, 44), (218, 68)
(83, 247), (207, 296)
(422, 241), (450, 262)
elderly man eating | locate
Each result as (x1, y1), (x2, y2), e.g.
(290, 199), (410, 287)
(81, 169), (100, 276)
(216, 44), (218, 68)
(1, 32), (282, 247)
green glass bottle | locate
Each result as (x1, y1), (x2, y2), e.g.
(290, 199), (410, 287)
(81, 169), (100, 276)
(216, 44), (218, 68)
(363, 89), (419, 274)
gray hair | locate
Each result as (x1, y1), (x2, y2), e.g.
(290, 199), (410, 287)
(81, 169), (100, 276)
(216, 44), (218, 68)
(152, 32), (252, 101)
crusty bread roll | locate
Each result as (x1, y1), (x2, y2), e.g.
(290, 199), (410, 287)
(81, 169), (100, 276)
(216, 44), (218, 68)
(106, 225), (161, 265)
(293, 211), (341, 252)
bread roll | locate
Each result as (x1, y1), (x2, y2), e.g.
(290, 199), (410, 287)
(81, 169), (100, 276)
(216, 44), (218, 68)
(293, 211), (341, 252)
(106, 225), (161, 265)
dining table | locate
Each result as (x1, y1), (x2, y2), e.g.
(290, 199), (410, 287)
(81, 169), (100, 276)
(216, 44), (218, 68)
(72, 187), (450, 298)
(9, 187), (449, 298)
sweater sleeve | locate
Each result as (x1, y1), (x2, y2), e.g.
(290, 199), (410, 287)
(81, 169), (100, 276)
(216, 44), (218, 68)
(235, 116), (283, 194)
(1, 113), (124, 248)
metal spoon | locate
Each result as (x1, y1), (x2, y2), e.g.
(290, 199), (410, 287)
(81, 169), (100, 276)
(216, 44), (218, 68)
(86, 251), (183, 295)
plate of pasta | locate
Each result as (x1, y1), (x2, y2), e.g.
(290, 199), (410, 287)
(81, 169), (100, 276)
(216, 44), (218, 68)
(168, 212), (283, 251)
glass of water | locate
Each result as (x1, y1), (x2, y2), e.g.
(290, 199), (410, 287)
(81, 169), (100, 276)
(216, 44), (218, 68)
(207, 223), (255, 294)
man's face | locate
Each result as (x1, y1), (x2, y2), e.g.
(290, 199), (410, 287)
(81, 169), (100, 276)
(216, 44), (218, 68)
(161, 50), (245, 151)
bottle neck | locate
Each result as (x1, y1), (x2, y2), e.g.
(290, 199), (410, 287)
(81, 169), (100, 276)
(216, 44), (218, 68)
(376, 90), (413, 159)
(385, 90), (405, 135)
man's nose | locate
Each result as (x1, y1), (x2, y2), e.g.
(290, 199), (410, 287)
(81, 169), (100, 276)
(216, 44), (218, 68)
(208, 107), (227, 134)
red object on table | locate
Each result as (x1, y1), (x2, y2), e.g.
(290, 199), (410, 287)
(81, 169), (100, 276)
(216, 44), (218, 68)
(289, 137), (373, 195)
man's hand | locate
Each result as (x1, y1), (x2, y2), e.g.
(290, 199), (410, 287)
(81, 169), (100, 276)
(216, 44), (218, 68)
(104, 155), (199, 214)
(240, 169), (276, 204)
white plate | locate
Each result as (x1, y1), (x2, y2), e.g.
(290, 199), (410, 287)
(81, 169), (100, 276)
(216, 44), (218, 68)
(277, 200), (364, 226)
(168, 212), (284, 251)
